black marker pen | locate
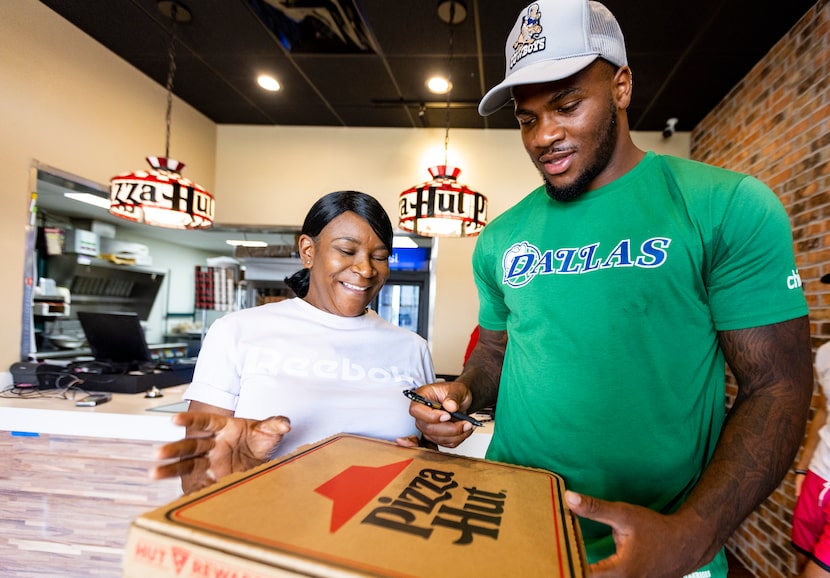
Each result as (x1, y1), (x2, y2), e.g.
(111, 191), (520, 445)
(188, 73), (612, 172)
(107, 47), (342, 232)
(403, 389), (483, 427)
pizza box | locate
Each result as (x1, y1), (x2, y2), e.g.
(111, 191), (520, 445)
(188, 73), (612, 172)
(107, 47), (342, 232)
(123, 434), (585, 577)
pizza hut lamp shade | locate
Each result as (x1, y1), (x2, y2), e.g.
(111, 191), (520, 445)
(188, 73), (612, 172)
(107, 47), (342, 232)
(108, 3), (214, 230)
(398, 165), (487, 238)
(109, 156), (215, 229)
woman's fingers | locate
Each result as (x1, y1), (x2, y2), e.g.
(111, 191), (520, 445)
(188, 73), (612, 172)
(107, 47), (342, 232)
(155, 436), (215, 461)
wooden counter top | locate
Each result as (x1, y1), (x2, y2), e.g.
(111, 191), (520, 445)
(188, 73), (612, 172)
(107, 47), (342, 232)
(0, 385), (187, 441)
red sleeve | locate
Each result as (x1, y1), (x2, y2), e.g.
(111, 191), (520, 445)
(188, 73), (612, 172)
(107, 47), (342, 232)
(463, 325), (480, 366)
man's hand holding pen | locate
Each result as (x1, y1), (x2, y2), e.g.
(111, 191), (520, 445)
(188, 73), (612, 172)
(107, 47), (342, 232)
(397, 384), (477, 449)
(403, 389), (483, 427)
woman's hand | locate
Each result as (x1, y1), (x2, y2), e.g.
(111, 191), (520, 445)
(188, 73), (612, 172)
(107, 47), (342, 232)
(151, 411), (291, 494)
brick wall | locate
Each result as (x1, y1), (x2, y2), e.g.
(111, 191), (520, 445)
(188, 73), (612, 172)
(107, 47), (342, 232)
(690, 1), (829, 576)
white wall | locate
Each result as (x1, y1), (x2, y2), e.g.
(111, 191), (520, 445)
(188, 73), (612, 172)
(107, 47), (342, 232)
(0, 1), (216, 376)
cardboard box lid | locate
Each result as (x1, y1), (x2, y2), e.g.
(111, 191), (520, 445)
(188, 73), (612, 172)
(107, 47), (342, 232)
(127, 434), (585, 577)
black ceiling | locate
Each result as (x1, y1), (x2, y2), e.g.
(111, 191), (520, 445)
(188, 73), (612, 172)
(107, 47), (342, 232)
(39, 0), (817, 132)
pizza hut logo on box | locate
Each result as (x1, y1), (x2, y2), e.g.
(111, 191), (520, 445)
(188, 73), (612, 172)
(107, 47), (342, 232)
(315, 458), (506, 543)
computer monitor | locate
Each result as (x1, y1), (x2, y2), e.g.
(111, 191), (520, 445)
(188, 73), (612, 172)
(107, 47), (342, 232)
(77, 311), (154, 368)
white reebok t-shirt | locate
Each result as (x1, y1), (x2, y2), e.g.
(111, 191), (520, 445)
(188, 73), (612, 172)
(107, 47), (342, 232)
(185, 298), (435, 458)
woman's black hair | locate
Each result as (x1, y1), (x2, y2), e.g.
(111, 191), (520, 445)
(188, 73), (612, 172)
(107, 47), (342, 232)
(284, 191), (394, 298)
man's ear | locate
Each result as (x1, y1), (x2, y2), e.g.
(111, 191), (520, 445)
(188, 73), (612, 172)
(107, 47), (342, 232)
(613, 65), (633, 109)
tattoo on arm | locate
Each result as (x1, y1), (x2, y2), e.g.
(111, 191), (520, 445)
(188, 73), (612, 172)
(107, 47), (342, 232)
(687, 315), (812, 552)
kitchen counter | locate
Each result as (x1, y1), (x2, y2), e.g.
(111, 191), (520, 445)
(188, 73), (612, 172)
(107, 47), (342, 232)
(0, 384), (187, 441)
(0, 383), (492, 454)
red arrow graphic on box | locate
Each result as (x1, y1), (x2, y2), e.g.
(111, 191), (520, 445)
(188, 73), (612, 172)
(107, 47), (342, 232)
(314, 459), (413, 532)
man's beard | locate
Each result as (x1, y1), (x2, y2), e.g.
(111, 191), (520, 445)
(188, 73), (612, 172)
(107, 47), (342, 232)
(542, 99), (619, 202)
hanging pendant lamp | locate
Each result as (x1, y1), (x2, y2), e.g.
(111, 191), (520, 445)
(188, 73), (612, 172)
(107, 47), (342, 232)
(109, 0), (215, 229)
(398, 0), (487, 238)
(399, 165), (487, 237)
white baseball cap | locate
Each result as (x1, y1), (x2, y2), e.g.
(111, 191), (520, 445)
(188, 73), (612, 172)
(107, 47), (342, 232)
(479, 0), (628, 116)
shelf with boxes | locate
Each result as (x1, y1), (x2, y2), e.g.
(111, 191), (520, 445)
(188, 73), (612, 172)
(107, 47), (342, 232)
(32, 284), (71, 317)
(194, 246), (302, 313)
(195, 259), (239, 312)
(236, 257), (301, 308)
(190, 250), (301, 345)
(63, 225), (154, 267)
(232, 243), (300, 308)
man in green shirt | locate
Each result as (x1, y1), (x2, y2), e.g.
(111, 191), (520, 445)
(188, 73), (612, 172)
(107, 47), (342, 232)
(405, 0), (813, 575)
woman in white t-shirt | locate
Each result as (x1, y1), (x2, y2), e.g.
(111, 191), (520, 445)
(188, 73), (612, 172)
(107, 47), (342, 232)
(152, 191), (435, 493)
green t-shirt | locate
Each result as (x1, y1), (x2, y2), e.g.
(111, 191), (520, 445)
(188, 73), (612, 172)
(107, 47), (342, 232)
(473, 152), (807, 565)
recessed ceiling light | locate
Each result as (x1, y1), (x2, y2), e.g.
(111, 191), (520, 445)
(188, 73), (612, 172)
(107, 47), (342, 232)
(427, 76), (451, 94)
(257, 75), (280, 92)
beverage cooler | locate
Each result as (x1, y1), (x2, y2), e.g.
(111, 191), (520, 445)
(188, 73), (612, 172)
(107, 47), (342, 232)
(372, 245), (432, 341)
